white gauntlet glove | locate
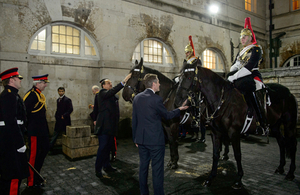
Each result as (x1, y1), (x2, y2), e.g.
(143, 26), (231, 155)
(17, 145), (26, 153)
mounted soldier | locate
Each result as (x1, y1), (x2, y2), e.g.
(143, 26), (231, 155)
(182, 36), (206, 142)
(227, 17), (268, 135)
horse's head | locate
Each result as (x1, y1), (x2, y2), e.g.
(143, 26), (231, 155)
(122, 58), (146, 102)
(175, 59), (202, 107)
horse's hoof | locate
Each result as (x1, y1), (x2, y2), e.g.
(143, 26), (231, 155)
(202, 180), (211, 187)
(275, 168), (284, 174)
(231, 182), (242, 190)
(170, 164), (178, 169)
(285, 173), (295, 181)
(221, 155), (229, 161)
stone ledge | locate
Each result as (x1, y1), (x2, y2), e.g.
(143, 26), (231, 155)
(66, 125), (91, 138)
(62, 145), (98, 159)
(62, 135), (98, 148)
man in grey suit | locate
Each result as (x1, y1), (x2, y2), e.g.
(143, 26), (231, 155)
(132, 73), (188, 195)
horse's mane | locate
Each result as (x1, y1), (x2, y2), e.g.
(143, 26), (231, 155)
(142, 66), (174, 84)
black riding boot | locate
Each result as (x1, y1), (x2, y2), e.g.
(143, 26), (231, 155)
(250, 90), (268, 135)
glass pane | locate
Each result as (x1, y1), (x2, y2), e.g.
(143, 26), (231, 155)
(154, 41), (157, 48)
(38, 41), (45, 50)
(144, 54), (148, 62)
(52, 43), (59, 52)
(38, 29), (46, 41)
(52, 34), (59, 43)
(154, 48), (157, 55)
(144, 47), (149, 54)
(59, 25), (65, 34)
(85, 36), (91, 46)
(60, 44), (66, 53)
(67, 45), (73, 54)
(60, 35), (66, 44)
(144, 40), (148, 47)
(158, 48), (162, 55)
(31, 40), (37, 50)
(73, 37), (80, 45)
(154, 56), (157, 63)
(67, 36), (73, 44)
(149, 55), (153, 62)
(158, 56), (162, 63)
(73, 29), (79, 36)
(74, 46), (80, 54)
(92, 47), (96, 56)
(67, 26), (73, 36)
(85, 47), (91, 55)
(52, 26), (59, 33)
(158, 42), (162, 48)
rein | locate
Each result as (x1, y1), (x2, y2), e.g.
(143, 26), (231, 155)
(182, 66), (226, 124)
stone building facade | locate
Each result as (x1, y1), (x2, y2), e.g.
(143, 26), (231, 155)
(0, 0), (299, 135)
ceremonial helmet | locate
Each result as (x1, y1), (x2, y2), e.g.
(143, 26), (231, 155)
(185, 36), (196, 58)
(240, 17), (257, 44)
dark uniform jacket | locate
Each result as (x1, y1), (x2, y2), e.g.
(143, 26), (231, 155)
(94, 83), (123, 136)
(132, 89), (180, 146)
(0, 85), (29, 180)
(90, 93), (99, 121)
(55, 95), (73, 132)
(23, 86), (49, 136)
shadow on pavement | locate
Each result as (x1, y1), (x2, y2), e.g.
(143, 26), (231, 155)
(99, 159), (140, 195)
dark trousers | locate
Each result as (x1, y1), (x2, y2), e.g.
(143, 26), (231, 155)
(0, 178), (21, 195)
(138, 144), (165, 195)
(95, 135), (114, 173)
(27, 136), (49, 186)
(50, 121), (66, 150)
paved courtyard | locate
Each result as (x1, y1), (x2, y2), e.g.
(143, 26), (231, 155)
(20, 133), (300, 195)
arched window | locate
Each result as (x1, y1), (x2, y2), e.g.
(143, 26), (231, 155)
(283, 55), (300, 67)
(28, 23), (99, 60)
(132, 39), (174, 66)
(201, 48), (225, 73)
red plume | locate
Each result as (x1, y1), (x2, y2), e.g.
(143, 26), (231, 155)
(244, 17), (257, 44)
(188, 35), (196, 56)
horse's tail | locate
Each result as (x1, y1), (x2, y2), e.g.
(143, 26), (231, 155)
(285, 93), (298, 159)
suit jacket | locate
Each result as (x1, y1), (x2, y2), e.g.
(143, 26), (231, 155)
(132, 88), (180, 145)
(90, 93), (99, 121)
(23, 86), (49, 136)
(55, 95), (73, 132)
(0, 86), (29, 180)
(94, 82), (124, 136)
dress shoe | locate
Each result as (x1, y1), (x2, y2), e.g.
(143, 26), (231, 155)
(104, 166), (117, 172)
(96, 171), (103, 178)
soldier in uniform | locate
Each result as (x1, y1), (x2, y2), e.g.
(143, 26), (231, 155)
(23, 74), (49, 188)
(227, 17), (267, 133)
(0, 68), (29, 195)
(184, 36), (206, 143)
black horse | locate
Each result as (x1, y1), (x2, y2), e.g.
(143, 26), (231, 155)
(175, 59), (298, 189)
(123, 58), (202, 169)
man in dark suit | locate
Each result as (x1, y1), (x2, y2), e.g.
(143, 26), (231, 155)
(23, 74), (49, 188)
(49, 87), (73, 151)
(0, 68), (29, 195)
(132, 73), (188, 195)
(94, 73), (131, 178)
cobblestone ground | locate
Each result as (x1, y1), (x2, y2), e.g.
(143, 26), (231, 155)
(21, 133), (300, 195)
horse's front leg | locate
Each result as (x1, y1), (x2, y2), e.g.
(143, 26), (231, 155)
(203, 131), (221, 187)
(165, 124), (179, 169)
(231, 132), (243, 189)
(221, 135), (230, 161)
